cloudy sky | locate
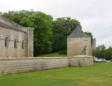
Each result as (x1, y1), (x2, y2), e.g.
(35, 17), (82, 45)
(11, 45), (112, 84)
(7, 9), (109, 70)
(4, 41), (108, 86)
(0, 0), (112, 47)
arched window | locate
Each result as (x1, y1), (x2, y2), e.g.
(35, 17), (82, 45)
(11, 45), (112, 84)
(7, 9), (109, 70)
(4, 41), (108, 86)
(5, 37), (8, 48)
(14, 40), (17, 48)
(22, 40), (24, 49)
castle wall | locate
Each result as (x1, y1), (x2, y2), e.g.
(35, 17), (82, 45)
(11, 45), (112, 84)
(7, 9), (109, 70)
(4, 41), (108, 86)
(92, 38), (96, 51)
(26, 27), (34, 57)
(0, 56), (93, 76)
(67, 37), (92, 56)
(0, 27), (27, 58)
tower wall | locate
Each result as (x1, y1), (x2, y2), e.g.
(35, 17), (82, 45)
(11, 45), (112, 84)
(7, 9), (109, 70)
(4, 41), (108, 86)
(67, 37), (92, 56)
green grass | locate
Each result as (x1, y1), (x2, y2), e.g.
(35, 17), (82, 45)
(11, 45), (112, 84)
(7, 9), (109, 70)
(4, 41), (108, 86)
(0, 63), (112, 86)
(38, 51), (67, 57)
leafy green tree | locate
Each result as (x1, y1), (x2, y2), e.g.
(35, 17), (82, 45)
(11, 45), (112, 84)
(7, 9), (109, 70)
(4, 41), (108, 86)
(93, 45), (106, 58)
(3, 10), (53, 56)
(104, 47), (112, 60)
(93, 45), (112, 60)
(52, 17), (81, 52)
(3, 10), (35, 25)
(3, 10), (91, 56)
(96, 45), (106, 58)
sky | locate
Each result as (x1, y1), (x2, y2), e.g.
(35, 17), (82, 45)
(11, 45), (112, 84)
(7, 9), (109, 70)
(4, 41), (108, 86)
(0, 0), (112, 47)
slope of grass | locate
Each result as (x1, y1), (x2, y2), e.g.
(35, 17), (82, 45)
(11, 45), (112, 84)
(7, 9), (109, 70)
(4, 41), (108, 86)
(0, 63), (112, 86)
(38, 51), (67, 57)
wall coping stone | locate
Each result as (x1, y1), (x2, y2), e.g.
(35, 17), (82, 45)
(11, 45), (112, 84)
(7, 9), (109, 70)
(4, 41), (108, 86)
(0, 55), (93, 60)
(72, 55), (93, 58)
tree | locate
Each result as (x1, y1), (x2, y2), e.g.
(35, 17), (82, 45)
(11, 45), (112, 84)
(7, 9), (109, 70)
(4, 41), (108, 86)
(104, 47), (112, 60)
(85, 32), (93, 44)
(3, 10), (90, 56)
(93, 45), (112, 60)
(3, 10), (53, 56)
(52, 17), (81, 52)
(93, 45), (106, 58)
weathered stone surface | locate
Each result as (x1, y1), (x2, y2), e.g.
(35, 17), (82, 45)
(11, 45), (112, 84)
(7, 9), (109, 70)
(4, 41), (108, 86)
(67, 37), (92, 56)
(0, 56), (93, 76)
(0, 16), (94, 76)
(67, 27), (96, 56)
(69, 55), (94, 67)
(0, 15), (34, 58)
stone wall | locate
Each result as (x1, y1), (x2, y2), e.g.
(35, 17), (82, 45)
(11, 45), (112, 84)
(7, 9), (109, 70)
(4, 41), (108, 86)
(26, 27), (34, 57)
(0, 26), (34, 58)
(0, 27), (27, 57)
(92, 38), (96, 51)
(0, 56), (93, 76)
(67, 37), (92, 56)
(0, 16), (34, 58)
(69, 55), (94, 67)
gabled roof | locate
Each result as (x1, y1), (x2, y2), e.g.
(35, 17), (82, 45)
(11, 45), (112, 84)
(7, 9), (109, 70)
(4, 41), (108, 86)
(0, 15), (26, 32)
(68, 26), (89, 38)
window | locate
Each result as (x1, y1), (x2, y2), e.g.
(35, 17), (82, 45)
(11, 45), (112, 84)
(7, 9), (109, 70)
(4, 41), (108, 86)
(5, 37), (8, 48)
(22, 40), (24, 49)
(14, 40), (17, 48)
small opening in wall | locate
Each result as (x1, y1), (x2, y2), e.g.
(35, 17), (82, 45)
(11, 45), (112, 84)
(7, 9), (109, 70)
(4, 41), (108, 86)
(14, 40), (17, 48)
(5, 37), (8, 48)
(22, 40), (24, 49)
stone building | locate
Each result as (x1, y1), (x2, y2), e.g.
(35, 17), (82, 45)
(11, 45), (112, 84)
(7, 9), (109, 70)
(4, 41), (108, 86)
(0, 15), (34, 58)
(92, 38), (96, 50)
(67, 26), (92, 56)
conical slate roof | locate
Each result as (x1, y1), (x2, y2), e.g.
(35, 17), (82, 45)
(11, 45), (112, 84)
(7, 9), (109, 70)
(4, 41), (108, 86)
(68, 26), (89, 38)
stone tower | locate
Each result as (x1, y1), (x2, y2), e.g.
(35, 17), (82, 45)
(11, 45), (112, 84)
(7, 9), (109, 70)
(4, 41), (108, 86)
(67, 26), (92, 56)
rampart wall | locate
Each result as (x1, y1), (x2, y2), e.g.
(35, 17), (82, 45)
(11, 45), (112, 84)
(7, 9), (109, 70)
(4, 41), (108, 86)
(0, 56), (93, 76)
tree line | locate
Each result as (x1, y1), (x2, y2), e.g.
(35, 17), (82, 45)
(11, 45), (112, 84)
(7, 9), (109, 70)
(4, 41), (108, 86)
(93, 45), (112, 60)
(3, 10), (92, 56)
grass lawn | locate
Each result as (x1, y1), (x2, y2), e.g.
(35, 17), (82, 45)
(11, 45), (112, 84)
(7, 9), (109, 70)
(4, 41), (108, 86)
(0, 63), (112, 86)
(38, 51), (67, 57)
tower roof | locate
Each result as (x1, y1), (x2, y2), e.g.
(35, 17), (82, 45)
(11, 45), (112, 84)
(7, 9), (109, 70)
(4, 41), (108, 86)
(0, 15), (26, 32)
(68, 26), (89, 38)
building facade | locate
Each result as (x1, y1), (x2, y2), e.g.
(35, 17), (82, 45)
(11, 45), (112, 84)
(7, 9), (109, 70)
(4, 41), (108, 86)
(92, 38), (96, 50)
(67, 26), (92, 56)
(0, 15), (34, 58)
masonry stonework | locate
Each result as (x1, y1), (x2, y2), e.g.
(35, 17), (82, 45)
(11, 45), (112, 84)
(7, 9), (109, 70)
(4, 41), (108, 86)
(0, 56), (93, 76)
(0, 16), (94, 76)
(67, 27), (92, 56)
(0, 16), (34, 58)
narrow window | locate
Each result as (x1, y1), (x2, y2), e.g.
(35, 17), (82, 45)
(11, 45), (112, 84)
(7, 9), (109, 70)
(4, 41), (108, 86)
(5, 37), (8, 48)
(14, 40), (17, 48)
(22, 40), (24, 49)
